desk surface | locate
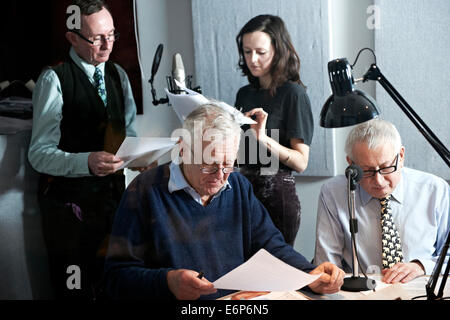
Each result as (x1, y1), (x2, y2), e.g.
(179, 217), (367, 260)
(219, 274), (449, 300)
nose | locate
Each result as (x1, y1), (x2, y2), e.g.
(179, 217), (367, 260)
(101, 38), (113, 50)
(373, 171), (385, 185)
(214, 167), (225, 178)
(250, 51), (258, 64)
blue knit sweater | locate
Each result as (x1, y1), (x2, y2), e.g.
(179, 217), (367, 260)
(104, 164), (316, 299)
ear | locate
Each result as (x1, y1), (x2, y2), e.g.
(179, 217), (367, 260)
(346, 156), (352, 166)
(398, 146), (405, 166)
(65, 31), (77, 46)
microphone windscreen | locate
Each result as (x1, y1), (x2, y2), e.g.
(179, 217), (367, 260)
(172, 53), (186, 89)
(345, 164), (363, 182)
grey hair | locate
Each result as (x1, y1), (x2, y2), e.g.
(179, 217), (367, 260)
(345, 119), (402, 159)
(182, 103), (242, 148)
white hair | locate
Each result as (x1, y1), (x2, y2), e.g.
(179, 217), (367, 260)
(345, 119), (402, 159)
(182, 103), (242, 142)
(176, 103), (242, 165)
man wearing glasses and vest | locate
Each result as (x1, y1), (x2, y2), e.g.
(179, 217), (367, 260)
(314, 119), (449, 284)
(28, 0), (150, 299)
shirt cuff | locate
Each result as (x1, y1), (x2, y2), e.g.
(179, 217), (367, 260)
(411, 258), (434, 275)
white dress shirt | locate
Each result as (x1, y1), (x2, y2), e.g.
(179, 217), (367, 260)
(314, 167), (449, 275)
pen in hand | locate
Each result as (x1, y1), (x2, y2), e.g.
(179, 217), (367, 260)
(197, 271), (205, 279)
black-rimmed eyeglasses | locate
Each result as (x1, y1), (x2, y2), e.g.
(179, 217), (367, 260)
(359, 153), (399, 178)
(69, 30), (120, 46)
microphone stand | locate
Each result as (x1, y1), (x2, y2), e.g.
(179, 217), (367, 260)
(341, 173), (377, 292)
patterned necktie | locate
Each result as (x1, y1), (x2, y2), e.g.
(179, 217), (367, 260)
(93, 67), (107, 106)
(380, 195), (403, 269)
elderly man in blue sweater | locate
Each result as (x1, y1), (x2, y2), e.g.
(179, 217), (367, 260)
(104, 103), (344, 300)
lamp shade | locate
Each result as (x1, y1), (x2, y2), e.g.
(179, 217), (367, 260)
(320, 59), (380, 128)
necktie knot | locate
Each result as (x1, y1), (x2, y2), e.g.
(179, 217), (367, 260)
(379, 195), (392, 206)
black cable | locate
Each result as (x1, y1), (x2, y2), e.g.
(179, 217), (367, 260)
(411, 294), (427, 300)
(351, 47), (377, 68)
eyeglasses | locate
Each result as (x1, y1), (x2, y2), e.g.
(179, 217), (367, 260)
(69, 30), (120, 46)
(199, 165), (238, 175)
(360, 154), (399, 178)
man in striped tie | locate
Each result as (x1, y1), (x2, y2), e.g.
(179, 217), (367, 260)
(29, 0), (154, 300)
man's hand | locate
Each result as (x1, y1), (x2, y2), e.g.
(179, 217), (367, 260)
(167, 269), (217, 300)
(381, 262), (425, 284)
(308, 262), (345, 294)
(88, 151), (123, 176)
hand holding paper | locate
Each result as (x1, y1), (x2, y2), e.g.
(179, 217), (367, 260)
(213, 249), (321, 292)
(307, 261), (345, 294)
(115, 137), (178, 170)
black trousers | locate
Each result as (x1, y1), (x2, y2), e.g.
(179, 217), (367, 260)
(38, 174), (125, 300)
(241, 169), (301, 246)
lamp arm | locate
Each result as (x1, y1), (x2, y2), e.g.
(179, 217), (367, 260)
(437, 241), (450, 299)
(427, 228), (450, 300)
(362, 64), (450, 168)
(363, 63), (450, 300)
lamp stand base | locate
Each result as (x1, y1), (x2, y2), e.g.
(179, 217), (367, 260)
(341, 276), (377, 292)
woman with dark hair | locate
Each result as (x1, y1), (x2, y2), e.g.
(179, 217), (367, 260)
(235, 14), (314, 246)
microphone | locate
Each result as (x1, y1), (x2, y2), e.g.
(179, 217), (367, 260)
(148, 43), (202, 106)
(171, 53), (186, 93)
(345, 164), (363, 182)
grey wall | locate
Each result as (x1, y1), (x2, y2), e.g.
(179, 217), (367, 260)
(374, 0), (449, 179)
(295, 0), (376, 260)
(191, 0), (336, 177)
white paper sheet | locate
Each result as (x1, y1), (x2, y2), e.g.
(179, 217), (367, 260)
(166, 82), (256, 125)
(213, 249), (321, 292)
(115, 137), (178, 169)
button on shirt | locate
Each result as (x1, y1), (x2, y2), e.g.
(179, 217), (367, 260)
(314, 167), (449, 275)
(28, 47), (137, 177)
(168, 161), (231, 205)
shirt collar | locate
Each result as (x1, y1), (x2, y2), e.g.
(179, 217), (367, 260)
(168, 161), (231, 203)
(358, 170), (404, 206)
(69, 47), (105, 81)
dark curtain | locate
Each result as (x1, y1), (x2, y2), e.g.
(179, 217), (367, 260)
(0, 1), (143, 114)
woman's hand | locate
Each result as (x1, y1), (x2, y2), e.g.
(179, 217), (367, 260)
(245, 108), (268, 140)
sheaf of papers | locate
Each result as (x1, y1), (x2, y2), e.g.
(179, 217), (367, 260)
(165, 81), (256, 125)
(213, 249), (321, 292)
(115, 137), (178, 169)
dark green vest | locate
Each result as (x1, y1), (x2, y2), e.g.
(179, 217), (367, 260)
(53, 58), (126, 154)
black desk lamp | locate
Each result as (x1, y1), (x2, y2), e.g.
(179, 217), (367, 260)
(320, 48), (450, 299)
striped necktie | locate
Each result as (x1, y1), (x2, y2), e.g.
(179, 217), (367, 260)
(380, 195), (403, 269)
(93, 67), (107, 106)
